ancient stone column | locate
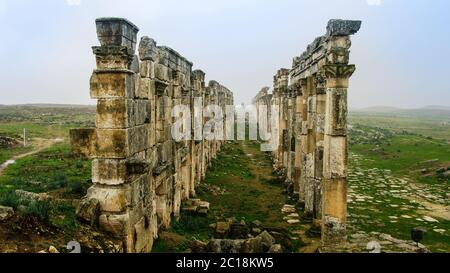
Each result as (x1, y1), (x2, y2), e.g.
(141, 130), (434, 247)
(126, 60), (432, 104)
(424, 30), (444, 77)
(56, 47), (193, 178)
(321, 20), (360, 246)
(314, 72), (326, 221)
(87, 18), (155, 253)
(298, 79), (308, 207)
(293, 82), (303, 200)
(254, 19), (361, 247)
(302, 77), (317, 221)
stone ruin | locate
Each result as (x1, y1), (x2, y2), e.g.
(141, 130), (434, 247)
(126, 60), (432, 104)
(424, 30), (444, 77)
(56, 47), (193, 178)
(70, 18), (233, 253)
(71, 17), (361, 253)
(253, 19), (361, 247)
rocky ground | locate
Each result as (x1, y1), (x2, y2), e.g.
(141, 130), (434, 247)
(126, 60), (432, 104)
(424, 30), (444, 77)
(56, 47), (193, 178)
(152, 141), (321, 253)
(0, 213), (122, 253)
(345, 153), (449, 253)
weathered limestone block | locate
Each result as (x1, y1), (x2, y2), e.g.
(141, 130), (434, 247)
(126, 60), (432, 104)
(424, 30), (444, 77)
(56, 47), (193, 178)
(140, 60), (155, 79)
(130, 174), (153, 208)
(99, 213), (130, 237)
(322, 177), (347, 242)
(155, 175), (171, 196)
(313, 178), (323, 219)
(96, 17), (139, 51)
(139, 37), (158, 61)
(155, 63), (170, 82)
(96, 99), (134, 129)
(156, 194), (171, 229)
(96, 126), (149, 158)
(0, 206), (14, 222)
(88, 174), (151, 215)
(323, 136), (347, 179)
(76, 198), (101, 226)
(139, 78), (155, 98)
(326, 19), (362, 37)
(95, 129), (128, 158)
(304, 177), (315, 217)
(90, 71), (135, 99)
(134, 99), (150, 126)
(315, 146), (324, 178)
(324, 88), (348, 136)
(70, 128), (97, 157)
(87, 186), (131, 213)
(133, 216), (154, 253)
(130, 55), (140, 73)
(172, 174), (182, 217)
(92, 159), (127, 185)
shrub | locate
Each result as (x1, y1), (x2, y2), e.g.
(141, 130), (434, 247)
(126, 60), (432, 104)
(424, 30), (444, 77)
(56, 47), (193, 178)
(0, 191), (20, 209)
(47, 173), (68, 190)
(68, 181), (87, 196)
(75, 160), (84, 169)
(24, 200), (50, 223)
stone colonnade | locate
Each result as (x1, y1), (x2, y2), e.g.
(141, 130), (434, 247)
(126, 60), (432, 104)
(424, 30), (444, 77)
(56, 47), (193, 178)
(253, 19), (361, 246)
(70, 18), (233, 253)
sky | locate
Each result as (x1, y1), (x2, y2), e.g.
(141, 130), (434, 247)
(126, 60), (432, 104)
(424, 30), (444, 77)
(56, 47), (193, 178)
(0, 0), (449, 108)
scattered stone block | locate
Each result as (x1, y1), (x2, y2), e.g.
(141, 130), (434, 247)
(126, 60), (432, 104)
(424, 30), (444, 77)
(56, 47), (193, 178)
(215, 222), (231, 239)
(76, 197), (101, 226)
(0, 206), (14, 222)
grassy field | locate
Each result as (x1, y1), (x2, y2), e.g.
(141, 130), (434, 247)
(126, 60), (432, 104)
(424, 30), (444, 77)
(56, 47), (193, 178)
(0, 105), (94, 165)
(350, 111), (450, 142)
(0, 105), (449, 253)
(0, 104), (95, 125)
(0, 122), (74, 139)
(0, 105), (94, 232)
(348, 113), (450, 253)
(0, 143), (92, 230)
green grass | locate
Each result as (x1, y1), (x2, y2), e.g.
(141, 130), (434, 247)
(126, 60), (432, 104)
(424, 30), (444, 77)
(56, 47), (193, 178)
(204, 142), (256, 182)
(153, 141), (296, 253)
(349, 117), (450, 253)
(0, 105), (95, 125)
(350, 112), (450, 141)
(0, 122), (74, 139)
(0, 145), (33, 164)
(0, 190), (79, 230)
(0, 143), (91, 198)
(0, 142), (89, 231)
(351, 134), (450, 174)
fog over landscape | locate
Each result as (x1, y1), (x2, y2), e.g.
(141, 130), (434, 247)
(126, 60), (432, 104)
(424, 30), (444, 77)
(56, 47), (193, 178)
(1, 0), (450, 108)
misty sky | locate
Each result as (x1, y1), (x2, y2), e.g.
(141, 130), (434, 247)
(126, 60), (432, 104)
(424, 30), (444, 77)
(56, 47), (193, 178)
(0, 0), (449, 108)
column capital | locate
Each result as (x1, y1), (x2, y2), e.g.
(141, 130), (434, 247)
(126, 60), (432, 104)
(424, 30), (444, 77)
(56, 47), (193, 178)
(323, 64), (356, 88)
(314, 71), (327, 95)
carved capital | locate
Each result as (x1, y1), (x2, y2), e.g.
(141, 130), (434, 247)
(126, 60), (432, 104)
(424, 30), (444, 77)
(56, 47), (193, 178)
(323, 64), (355, 79)
(93, 46), (134, 70)
(323, 65), (356, 88)
(314, 71), (327, 95)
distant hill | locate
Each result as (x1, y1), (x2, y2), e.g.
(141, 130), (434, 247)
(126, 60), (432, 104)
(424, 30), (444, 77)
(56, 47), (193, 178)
(351, 105), (450, 119)
(0, 104), (95, 109)
(354, 106), (403, 113)
(0, 104), (96, 124)
(421, 105), (450, 111)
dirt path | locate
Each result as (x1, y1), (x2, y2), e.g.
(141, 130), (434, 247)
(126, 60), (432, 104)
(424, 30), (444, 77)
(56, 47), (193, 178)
(0, 138), (64, 175)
